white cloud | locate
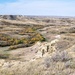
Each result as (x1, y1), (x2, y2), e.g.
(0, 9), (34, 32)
(0, 0), (75, 16)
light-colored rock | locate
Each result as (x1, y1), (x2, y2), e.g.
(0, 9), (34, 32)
(43, 53), (50, 57)
(0, 59), (5, 67)
(35, 39), (59, 59)
(2, 62), (10, 68)
(36, 51), (42, 58)
(50, 39), (59, 45)
(55, 35), (61, 39)
(29, 59), (36, 62)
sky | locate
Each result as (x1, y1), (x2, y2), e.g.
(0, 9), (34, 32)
(0, 0), (75, 16)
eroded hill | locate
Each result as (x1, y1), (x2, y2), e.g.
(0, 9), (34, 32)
(0, 15), (75, 75)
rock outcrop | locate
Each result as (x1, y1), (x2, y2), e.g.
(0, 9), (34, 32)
(36, 38), (60, 58)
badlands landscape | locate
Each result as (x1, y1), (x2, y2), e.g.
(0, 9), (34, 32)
(0, 15), (75, 75)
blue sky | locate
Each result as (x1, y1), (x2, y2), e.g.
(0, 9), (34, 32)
(0, 0), (16, 3)
(0, 0), (75, 16)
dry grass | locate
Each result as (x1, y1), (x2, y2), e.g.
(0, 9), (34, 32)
(0, 16), (75, 75)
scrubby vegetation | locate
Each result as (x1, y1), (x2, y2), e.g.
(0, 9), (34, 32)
(0, 16), (75, 75)
(0, 25), (45, 49)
